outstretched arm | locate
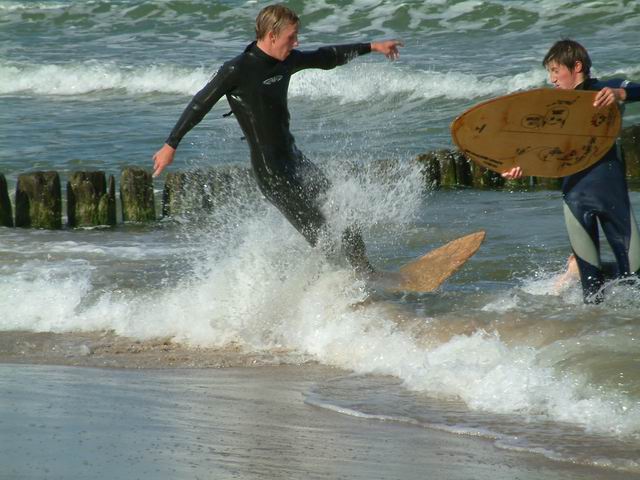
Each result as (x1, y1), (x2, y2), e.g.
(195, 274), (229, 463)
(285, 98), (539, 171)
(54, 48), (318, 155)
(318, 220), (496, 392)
(290, 39), (403, 72)
(152, 62), (238, 177)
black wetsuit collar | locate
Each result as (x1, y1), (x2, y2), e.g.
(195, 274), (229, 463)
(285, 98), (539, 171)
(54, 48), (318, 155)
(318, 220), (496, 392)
(245, 41), (281, 65)
(575, 78), (598, 90)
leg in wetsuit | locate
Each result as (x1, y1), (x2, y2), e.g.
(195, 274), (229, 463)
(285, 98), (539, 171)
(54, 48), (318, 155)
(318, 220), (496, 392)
(560, 76), (640, 302)
(562, 151), (640, 302)
(255, 153), (375, 277)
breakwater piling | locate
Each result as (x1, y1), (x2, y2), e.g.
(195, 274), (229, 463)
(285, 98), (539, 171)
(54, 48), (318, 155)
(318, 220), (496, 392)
(1, 125), (638, 230)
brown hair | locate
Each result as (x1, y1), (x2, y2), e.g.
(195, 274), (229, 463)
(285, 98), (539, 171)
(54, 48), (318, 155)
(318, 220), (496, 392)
(255, 4), (299, 40)
(542, 39), (592, 76)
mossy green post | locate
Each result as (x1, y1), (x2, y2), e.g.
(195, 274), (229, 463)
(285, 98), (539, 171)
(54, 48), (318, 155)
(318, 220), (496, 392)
(120, 167), (155, 222)
(621, 125), (640, 179)
(105, 175), (117, 224)
(67, 171), (116, 227)
(162, 171), (188, 218)
(15, 171), (62, 229)
(415, 153), (441, 188)
(162, 167), (256, 218)
(0, 173), (13, 227)
(162, 170), (212, 218)
(452, 150), (473, 187)
(436, 149), (458, 187)
(533, 177), (562, 190)
(204, 166), (257, 206)
(469, 161), (505, 189)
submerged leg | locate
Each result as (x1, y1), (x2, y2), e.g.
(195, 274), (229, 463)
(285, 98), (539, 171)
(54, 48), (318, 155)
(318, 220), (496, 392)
(342, 224), (376, 277)
(599, 205), (640, 279)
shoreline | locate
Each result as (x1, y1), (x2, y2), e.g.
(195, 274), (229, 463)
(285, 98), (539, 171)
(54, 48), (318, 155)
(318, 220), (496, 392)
(0, 330), (314, 369)
(1, 331), (639, 479)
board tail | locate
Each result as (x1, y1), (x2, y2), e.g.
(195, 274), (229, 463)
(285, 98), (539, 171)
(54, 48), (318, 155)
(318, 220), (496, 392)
(387, 230), (486, 293)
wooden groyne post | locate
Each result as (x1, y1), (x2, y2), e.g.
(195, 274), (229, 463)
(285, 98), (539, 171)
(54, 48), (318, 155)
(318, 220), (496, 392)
(67, 171), (116, 227)
(15, 171), (62, 229)
(1, 123), (639, 230)
(120, 167), (155, 222)
(0, 173), (13, 227)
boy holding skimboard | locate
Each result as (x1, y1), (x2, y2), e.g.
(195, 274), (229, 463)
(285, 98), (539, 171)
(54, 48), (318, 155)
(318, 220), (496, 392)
(503, 39), (640, 303)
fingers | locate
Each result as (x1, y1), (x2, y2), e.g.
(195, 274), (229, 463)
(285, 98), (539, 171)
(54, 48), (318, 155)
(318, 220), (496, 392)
(593, 88), (616, 108)
(153, 158), (169, 178)
(501, 166), (523, 180)
(152, 144), (175, 178)
(387, 40), (403, 60)
(152, 152), (168, 178)
(373, 40), (403, 60)
(386, 48), (399, 60)
(152, 155), (163, 178)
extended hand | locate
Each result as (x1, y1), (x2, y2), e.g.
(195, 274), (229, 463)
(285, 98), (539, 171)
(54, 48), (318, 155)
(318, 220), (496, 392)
(152, 143), (176, 177)
(371, 40), (404, 60)
(593, 87), (626, 108)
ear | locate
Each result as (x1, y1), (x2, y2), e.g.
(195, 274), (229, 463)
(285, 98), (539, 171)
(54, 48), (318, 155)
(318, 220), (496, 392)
(573, 61), (583, 73)
(268, 30), (278, 43)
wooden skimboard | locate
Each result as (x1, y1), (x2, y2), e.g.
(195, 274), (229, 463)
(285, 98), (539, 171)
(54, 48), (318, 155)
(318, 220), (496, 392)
(451, 88), (621, 178)
(382, 231), (485, 293)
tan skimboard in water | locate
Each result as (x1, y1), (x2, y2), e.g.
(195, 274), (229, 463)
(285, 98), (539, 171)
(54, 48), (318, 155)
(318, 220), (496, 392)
(383, 231), (485, 293)
(451, 88), (621, 178)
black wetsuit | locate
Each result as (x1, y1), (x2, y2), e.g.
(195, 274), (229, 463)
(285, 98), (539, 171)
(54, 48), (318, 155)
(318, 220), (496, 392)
(563, 78), (640, 301)
(166, 42), (374, 274)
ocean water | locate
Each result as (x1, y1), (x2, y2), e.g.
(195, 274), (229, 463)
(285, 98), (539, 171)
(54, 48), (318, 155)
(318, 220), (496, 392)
(2, 0), (640, 474)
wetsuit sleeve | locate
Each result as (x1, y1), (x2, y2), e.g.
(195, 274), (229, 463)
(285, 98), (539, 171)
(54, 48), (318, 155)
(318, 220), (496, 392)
(165, 62), (238, 149)
(289, 43), (372, 74)
(594, 79), (640, 103)
(622, 81), (640, 102)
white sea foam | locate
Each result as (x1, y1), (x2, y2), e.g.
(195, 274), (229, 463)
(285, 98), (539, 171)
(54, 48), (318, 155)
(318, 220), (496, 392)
(292, 63), (547, 102)
(0, 61), (210, 96)
(0, 58), (544, 101)
(0, 1), (69, 12)
(0, 259), (94, 331)
(2, 161), (639, 440)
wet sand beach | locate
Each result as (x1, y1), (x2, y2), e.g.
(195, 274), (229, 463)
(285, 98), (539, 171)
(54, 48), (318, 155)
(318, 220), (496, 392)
(1, 334), (637, 480)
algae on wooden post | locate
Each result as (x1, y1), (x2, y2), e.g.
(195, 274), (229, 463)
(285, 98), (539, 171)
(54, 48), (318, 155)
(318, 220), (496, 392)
(162, 170), (213, 219)
(15, 171), (62, 229)
(469, 161), (505, 189)
(621, 125), (640, 179)
(415, 152), (441, 188)
(452, 150), (473, 187)
(162, 166), (257, 219)
(416, 149), (474, 187)
(0, 173), (13, 227)
(436, 150), (457, 187)
(102, 175), (117, 225)
(67, 171), (116, 227)
(120, 167), (155, 222)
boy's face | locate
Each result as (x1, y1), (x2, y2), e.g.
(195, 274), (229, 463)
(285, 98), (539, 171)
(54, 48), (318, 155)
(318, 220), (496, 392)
(269, 22), (299, 61)
(546, 60), (584, 90)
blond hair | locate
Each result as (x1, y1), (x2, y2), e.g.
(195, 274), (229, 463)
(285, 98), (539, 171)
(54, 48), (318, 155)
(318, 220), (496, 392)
(255, 4), (299, 40)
